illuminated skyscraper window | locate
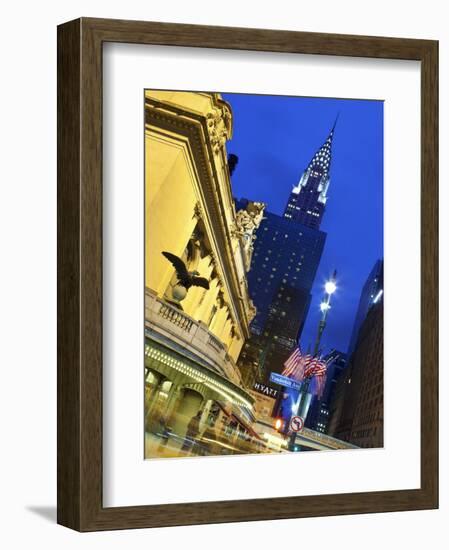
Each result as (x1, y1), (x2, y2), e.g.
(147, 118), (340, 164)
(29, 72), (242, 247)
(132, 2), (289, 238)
(283, 117), (337, 229)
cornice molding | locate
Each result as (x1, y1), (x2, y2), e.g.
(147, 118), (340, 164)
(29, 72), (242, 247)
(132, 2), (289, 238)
(145, 97), (251, 338)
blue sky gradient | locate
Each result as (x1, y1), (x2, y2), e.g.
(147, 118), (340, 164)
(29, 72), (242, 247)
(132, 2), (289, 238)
(222, 92), (384, 355)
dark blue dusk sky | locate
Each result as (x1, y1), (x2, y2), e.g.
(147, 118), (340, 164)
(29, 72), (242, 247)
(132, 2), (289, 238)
(222, 92), (384, 355)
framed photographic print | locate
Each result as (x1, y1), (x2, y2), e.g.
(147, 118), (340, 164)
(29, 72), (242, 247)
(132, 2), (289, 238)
(57, 17), (438, 531)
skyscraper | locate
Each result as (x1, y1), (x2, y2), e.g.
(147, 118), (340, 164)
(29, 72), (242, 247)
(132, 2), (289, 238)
(328, 297), (384, 448)
(283, 121), (336, 229)
(236, 121), (337, 385)
(347, 259), (384, 357)
(327, 258), (384, 447)
(243, 210), (326, 344)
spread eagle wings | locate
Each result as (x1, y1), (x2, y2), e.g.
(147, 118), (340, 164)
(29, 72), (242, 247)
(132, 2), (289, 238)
(190, 275), (210, 290)
(162, 251), (210, 290)
(162, 251), (189, 280)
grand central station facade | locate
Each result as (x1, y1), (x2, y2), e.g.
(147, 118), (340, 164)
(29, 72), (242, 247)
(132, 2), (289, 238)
(144, 90), (273, 457)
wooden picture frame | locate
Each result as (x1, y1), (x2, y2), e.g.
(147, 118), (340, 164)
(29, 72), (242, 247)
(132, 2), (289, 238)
(57, 17), (438, 531)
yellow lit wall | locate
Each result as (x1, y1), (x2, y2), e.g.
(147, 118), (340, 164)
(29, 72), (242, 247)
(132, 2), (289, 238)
(145, 132), (198, 297)
(145, 90), (250, 364)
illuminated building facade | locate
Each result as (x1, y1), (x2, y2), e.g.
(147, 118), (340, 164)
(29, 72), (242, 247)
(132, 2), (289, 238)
(235, 206), (326, 383)
(283, 121), (336, 229)
(144, 91), (267, 456)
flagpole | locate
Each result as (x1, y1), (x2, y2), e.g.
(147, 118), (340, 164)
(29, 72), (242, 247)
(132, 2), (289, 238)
(288, 271), (337, 451)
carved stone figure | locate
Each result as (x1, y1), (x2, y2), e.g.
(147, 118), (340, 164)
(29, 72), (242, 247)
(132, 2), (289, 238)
(233, 202), (266, 242)
(233, 201), (266, 271)
(206, 105), (232, 154)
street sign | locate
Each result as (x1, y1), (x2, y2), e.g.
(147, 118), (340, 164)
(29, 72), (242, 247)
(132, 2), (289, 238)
(269, 371), (302, 391)
(289, 415), (304, 433)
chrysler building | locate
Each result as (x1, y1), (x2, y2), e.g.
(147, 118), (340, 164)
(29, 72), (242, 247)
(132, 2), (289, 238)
(283, 118), (337, 229)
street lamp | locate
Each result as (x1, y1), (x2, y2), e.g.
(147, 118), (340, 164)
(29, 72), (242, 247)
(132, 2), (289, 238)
(314, 270), (337, 356)
(288, 270), (338, 451)
(325, 280), (337, 295)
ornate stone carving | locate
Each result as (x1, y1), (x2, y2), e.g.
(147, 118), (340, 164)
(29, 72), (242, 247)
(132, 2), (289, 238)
(206, 105), (232, 154)
(233, 201), (266, 239)
(193, 202), (204, 220)
(247, 299), (257, 324)
(217, 290), (225, 309)
(186, 234), (202, 266)
(209, 266), (218, 280)
(208, 251), (217, 268)
(232, 201), (266, 270)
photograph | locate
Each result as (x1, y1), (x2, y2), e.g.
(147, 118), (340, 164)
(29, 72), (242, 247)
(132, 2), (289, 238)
(0, 0), (441, 541)
(144, 89), (384, 459)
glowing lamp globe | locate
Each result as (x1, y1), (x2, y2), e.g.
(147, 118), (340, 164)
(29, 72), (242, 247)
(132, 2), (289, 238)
(325, 280), (337, 295)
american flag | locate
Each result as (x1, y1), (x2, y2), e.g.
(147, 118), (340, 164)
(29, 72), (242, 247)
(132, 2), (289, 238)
(309, 356), (333, 398)
(304, 356), (327, 378)
(282, 347), (302, 377)
(282, 348), (313, 382)
(282, 350), (329, 394)
(301, 354), (315, 374)
(312, 371), (327, 398)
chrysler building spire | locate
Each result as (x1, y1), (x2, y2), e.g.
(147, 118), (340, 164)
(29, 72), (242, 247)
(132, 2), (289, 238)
(283, 118), (337, 229)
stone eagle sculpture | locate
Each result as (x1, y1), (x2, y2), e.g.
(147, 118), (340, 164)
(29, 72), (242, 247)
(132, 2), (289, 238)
(162, 251), (210, 291)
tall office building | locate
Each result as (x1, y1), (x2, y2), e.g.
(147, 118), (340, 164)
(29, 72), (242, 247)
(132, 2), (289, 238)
(243, 209), (326, 343)
(348, 299), (384, 448)
(328, 298), (384, 448)
(327, 367), (350, 438)
(236, 122), (336, 385)
(283, 121), (336, 229)
(347, 259), (383, 357)
(328, 260), (384, 447)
